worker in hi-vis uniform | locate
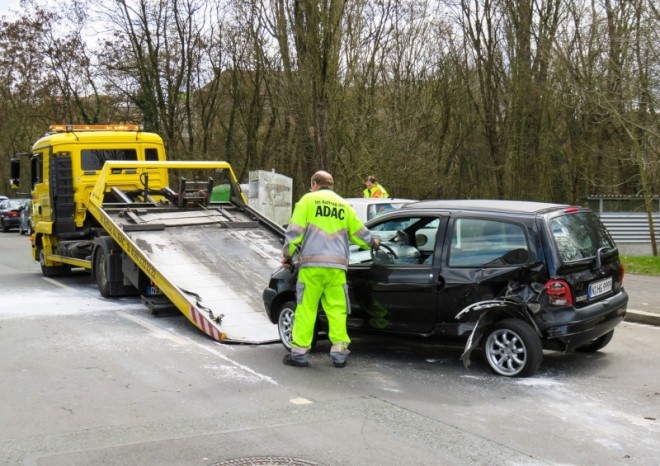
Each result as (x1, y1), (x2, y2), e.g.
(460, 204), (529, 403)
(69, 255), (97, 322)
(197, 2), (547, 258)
(363, 175), (389, 198)
(281, 170), (380, 368)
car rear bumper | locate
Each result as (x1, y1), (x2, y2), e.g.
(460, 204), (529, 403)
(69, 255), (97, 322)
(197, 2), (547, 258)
(538, 290), (628, 351)
(2, 218), (21, 228)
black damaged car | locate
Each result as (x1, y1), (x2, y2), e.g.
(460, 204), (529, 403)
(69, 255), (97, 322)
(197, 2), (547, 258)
(263, 200), (628, 377)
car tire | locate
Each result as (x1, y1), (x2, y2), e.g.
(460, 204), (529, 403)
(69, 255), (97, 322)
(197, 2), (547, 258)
(277, 300), (319, 351)
(575, 330), (614, 353)
(278, 301), (296, 351)
(483, 318), (543, 377)
(1, 219), (8, 232)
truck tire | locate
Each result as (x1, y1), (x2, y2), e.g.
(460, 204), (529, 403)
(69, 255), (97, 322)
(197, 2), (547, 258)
(94, 247), (112, 298)
(38, 247), (70, 277)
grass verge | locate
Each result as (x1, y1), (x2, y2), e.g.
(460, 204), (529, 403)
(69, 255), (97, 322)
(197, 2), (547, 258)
(621, 255), (660, 276)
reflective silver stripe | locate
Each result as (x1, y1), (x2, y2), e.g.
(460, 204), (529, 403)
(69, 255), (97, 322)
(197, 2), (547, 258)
(300, 256), (349, 265)
(353, 225), (373, 244)
(297, 223), (351, 266)
(331, 342), (349, 352)
(283, 223), (305, 255)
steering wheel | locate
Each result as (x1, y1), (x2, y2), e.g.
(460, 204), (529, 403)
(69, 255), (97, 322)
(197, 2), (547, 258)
(394, 230), (409, 246)
(370, 243), (398, 264)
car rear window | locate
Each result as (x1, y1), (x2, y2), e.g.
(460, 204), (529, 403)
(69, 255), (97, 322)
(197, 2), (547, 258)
(549, 211), (616, 263)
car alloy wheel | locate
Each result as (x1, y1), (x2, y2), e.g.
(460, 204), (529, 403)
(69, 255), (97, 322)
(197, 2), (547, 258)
(278, 301), (296, 351)
(483, 318), (542, 377)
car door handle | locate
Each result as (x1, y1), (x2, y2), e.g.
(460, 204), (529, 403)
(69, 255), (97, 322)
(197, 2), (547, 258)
(437, 275), (445, 291)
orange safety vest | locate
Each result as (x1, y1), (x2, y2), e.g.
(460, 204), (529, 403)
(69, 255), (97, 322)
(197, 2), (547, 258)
(363, 183), (389, 199)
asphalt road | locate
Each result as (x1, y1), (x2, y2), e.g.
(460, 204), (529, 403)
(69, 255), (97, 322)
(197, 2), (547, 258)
(1, 233), (659, 466)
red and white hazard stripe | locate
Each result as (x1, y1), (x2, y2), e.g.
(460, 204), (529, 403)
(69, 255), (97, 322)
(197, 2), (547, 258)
(190, 305), (223, 341)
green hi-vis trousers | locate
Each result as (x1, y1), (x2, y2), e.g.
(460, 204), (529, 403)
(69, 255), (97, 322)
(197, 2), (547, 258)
(292, 267), (351, 349)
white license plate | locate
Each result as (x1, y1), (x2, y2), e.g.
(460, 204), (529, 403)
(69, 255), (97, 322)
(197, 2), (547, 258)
(588, 277), (612, 299)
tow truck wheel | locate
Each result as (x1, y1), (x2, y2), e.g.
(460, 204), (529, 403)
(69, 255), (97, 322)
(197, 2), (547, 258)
(277, 300), (319, 351)
(94, 248), (111, 298)
(483, 318), (542, 377)
(38, 247), (70, 277)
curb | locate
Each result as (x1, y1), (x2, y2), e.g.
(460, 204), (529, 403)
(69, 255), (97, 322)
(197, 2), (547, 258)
(625, 309), (660, 327)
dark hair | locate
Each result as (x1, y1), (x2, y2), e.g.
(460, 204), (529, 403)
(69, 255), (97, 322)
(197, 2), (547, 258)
(365, 175), (377, 183)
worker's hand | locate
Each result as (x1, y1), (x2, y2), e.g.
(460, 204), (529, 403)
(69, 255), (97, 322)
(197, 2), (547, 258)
(281, 256), (293, 270)
(372, 237), (381, 251)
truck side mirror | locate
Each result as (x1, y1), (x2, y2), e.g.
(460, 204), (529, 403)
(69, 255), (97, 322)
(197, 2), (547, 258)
(10, 158), (20, 188)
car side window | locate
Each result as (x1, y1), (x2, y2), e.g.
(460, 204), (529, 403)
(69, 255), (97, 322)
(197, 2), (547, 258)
(448, 218), (529, 267)
(361, 216), (442, 266)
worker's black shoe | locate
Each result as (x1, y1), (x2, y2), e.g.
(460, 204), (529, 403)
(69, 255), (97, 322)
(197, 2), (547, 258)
(282, 354), (309, 367)
(333, 360), (347, 368)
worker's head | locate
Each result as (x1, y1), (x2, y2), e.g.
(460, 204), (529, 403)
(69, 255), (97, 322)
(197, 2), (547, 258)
(364, 175), (377, 189)
(311, 170), (334, 191)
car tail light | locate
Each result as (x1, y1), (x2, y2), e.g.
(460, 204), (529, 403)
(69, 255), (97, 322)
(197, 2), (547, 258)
(8, 211), (19, 218)
(544, 279), (573, 306)
(620, 263), (625, 284)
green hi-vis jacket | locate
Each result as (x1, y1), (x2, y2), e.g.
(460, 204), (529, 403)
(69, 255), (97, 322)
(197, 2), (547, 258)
(284, 188), (375, 270)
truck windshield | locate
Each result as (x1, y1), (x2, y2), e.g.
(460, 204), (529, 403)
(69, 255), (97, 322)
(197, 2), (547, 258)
(81, 149), (138, 171)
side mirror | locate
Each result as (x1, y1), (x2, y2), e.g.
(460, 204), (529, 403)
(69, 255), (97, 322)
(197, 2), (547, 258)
(10, 158), (21, 188)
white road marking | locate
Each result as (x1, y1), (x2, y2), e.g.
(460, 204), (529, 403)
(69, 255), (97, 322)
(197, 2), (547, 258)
(41, 276), (75, 290)
(117, 311), (279, 386)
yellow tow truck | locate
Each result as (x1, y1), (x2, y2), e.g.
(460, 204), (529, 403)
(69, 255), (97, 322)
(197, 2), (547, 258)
(10, 124), (284, 344)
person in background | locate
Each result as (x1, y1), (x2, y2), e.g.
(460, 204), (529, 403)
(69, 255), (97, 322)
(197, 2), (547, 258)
(281, 170), (380, 368)
(363, 175), (389, 198)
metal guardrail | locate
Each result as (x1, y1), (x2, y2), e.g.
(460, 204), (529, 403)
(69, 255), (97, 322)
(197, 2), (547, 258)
(599, 213), (660, 244)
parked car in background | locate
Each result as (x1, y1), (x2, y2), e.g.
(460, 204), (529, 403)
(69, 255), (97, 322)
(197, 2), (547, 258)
(0, 198), (30, 232)
(18, 199), (32, 235)
(263, 199), (628, 377)
(345, 197), (415, 223)
(0, 195), (8, 201)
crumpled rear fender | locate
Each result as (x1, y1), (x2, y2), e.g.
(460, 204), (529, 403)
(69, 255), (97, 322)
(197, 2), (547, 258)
(455, 299), (541, 369)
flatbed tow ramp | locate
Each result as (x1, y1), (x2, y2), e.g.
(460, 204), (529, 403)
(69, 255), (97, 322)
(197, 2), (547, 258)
(85, 161), (285, 344)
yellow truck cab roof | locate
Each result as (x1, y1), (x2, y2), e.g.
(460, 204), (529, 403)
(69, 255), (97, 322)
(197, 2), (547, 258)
(32, 125), (164, 151)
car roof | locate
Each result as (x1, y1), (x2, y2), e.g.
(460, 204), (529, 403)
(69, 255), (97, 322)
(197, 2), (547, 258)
(402, 199), (574, 214)
(345, 197), (416, 205)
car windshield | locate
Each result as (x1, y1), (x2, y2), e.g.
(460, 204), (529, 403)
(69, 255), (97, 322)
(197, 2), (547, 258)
(81, 148), (138, 171)
(366, 202), (408, 221)
(550, 212), (616, 263)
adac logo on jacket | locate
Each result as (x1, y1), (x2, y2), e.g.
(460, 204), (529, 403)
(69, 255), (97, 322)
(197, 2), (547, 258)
(314, 199), (345, 220)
